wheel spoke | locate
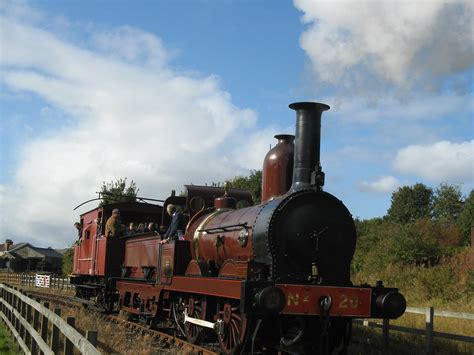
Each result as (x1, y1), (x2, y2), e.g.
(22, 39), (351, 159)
(184, 296), (206, 344)
(217, 301), (247, 354)
(230, 322), (237, 348)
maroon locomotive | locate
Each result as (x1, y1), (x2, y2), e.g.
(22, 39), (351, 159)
(71, 102), (406, 354)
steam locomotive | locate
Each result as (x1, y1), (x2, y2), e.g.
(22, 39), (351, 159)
(71, 102), (406, 354)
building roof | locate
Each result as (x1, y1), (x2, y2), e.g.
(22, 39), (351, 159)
(0, 243), (63, 259)
(54, 248), (69, 255)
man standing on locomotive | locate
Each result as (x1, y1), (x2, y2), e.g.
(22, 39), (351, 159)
(105, 208), (122, 238)
(160, 204), (186, 244)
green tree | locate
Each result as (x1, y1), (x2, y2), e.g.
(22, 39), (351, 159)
(386, 183), (433, 224)
(99, 178), (139, 206)
(432, 183), (463, 221)
(62, 248), (74, 276)
(458, 190), (474, 245)
(225, 170), (262, 204)
(352, 217), (389, 273)
(389, 219), (441, 266)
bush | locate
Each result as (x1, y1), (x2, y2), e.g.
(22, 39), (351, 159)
(62, 247), (74, 276)
(417, 264), (457, 300)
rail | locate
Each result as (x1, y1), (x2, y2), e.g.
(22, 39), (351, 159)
(0, 283), (100, 354)
(0, 272), (74, 289)
(354, 306), (474, 354)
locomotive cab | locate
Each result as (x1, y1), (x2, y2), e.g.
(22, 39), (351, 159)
(71, 202), (163, 302)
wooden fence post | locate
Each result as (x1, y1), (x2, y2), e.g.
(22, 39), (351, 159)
(51, 308), (61, 353)
(19, 291), (25, 345)
(426, 307), (434, 354)
(13, 292), (19, 333)
(25, 300), (32, 350)
(41, 302), (49, 344)
(86, 330), (98, 348)
(21, 294), (27, 346)
(31, 299), (40, 354)
(9, 292), (14, 328)
(64, 317), (76, 354)
(7, 291), (12, 323)
(382, 318), (390, 349)
(0, 289), (3, 314)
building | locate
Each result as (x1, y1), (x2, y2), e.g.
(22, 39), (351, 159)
(0, 240), (63, 273)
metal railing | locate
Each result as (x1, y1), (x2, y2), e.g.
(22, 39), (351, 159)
(354, 306), (474, 353)
(0, 283), (99, 354)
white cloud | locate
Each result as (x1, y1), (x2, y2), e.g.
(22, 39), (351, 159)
(91, 26), (171, 67)
(325, 94), (472, 125)
(359, 176), (400, 193)
(394, 140), (474, 181)
(0, 5), (280, 247)
(294, 0), (474, 94)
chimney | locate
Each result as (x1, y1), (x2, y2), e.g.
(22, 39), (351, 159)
(289, 102), (330, 191)
(4, 239), (13, 251)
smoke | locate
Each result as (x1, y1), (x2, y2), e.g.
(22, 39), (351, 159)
(294, 0), (474, 96)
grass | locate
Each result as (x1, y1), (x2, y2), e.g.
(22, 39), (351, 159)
(0, 321), (17, 355)
(349, 324), (474, 355)
(49, 304), (176, 354)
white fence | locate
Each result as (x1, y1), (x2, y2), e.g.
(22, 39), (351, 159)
(0, 272), (74, 289)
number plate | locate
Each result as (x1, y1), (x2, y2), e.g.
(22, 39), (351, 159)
(277, 284), (372, 317)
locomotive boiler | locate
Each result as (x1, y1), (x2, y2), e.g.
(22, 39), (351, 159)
(71, 101), (406, 355)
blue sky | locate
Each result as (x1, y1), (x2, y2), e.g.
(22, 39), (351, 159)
(0, 0), (473, 247)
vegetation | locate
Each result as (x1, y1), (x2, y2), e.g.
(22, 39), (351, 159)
(0, 322), (16, 354)
(62, 247), (74, 277)
(224, 169), (262, 204)
(386, 183), (433, 223)
(354, 183), (473, 311)
(458, 190), (474, 245)
(351, 182), (473, 354)
(99, 178), (139, 206)
(432, 183), (463, 221)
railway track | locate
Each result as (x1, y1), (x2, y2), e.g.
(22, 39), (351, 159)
(19, 287), (219, 355)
